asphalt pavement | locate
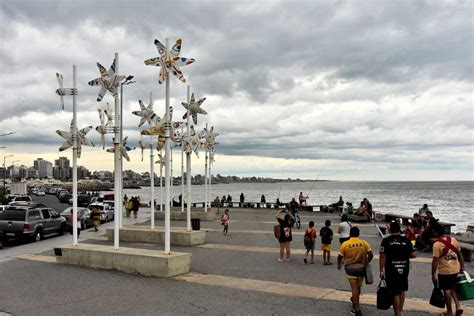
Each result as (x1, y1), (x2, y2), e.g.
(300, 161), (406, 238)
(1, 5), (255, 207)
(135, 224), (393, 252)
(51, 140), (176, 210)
(0, 194), (472, 315)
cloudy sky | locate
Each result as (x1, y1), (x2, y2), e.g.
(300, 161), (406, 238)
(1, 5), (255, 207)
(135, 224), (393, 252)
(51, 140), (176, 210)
(0, 0), (472, 181)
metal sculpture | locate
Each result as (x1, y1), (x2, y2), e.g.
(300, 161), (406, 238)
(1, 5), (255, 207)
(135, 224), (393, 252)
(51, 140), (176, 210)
(56, 120), (94, 158)
(144, 39), (195, 84)
(88, 58), (125, 101)
(182, 93), (207, 124)
(55, 73), (77, 110)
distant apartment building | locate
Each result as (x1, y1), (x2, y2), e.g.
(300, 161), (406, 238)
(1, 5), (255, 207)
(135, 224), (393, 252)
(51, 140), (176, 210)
(77, 165), (90, 180)
(33, 158), (53, 179)
(27, 167), (38, 179)
(53, 156), (71, 180)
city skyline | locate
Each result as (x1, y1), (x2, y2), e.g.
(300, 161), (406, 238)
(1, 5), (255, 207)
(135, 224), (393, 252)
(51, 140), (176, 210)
(1, 1), (472, 181)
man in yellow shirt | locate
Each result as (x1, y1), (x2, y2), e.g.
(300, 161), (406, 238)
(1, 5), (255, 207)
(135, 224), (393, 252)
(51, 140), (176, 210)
(338, 227), (373, 316)
(431, 225), (464, 316)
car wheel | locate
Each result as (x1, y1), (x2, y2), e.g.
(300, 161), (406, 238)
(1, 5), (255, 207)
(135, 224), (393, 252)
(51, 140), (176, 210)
(58, 223), (65, 235)
(34, 229), (42, 242)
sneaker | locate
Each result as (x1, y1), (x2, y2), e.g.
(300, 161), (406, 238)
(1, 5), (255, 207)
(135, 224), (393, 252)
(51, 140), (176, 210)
(285, 258), (291, 262)
(278, 258), (283, 262)
(304, 258), (308, 264)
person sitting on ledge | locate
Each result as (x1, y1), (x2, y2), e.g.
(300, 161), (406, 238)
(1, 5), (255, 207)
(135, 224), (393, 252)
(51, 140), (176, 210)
(345, 202), (353, 214)
(299, 192), (307, 206)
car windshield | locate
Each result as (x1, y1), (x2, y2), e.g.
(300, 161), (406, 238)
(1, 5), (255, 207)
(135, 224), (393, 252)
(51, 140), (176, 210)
(0, 210), (26, 221)
(60, 209), (72, 215)
(15, 197), (31, 201)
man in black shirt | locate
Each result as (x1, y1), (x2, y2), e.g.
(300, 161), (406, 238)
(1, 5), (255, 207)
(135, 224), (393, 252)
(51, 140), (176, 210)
(379, 222), (417, 316)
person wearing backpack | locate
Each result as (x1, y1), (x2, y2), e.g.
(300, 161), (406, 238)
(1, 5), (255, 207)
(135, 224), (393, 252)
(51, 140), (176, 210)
(276, 209), (293, 262)
(431, 225), (465, 316)
(304, 221), (317, 264)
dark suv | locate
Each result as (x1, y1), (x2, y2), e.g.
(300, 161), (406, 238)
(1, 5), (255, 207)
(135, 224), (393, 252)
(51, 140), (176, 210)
(0, 204), (66, 242)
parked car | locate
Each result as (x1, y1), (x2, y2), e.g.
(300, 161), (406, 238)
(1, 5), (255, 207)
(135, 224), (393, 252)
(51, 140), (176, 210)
(67, 194), (92, 207)
(8, 195), (33, 205)
(0, 205), (66, 242)
(59, 193), (72, 203)
(37, 190), (45, 196)
(60, 207), (92, 230)
(87, 203), (114, 223)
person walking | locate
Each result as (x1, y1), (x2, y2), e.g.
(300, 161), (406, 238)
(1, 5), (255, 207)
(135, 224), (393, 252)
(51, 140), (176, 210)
(276, 209), (293, 262)
(91, 207), (101, 232)
(379, 222), (417, 316)
(132, 196), (140, 219)
(338, 214), (351, 244)
(431, 225), (465, 316)
(221, 208), (230, 235)
(337, 227), (373, 316)
(320, 219), (334, 265)
(303, 221), (317, 264)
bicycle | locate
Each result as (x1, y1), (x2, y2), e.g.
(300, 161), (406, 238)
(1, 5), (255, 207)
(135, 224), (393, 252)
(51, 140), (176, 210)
(289, 208), (301, 229)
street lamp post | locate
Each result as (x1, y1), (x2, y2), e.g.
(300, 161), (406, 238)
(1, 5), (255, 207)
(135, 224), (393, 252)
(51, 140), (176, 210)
(119, 75), (135, 229)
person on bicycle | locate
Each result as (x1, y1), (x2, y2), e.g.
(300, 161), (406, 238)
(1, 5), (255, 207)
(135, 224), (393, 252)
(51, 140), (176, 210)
(289, 198), (299, 216)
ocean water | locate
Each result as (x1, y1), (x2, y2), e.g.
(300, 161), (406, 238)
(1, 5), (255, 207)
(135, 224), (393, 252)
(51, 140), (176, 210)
(124, 181), (473, 233)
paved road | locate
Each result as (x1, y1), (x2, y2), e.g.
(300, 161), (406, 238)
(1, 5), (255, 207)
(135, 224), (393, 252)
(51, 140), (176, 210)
(1, 196), (472, 315)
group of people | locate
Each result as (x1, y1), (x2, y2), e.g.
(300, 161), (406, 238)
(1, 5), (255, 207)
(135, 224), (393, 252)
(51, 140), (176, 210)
(341, 197), (373, 219)
(274, 208), (465, 316)
(123, 195), (140, 218)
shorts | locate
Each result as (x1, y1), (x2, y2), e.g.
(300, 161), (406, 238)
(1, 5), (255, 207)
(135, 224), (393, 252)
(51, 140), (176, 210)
(305, 243), (315, 251)
(345, 267), (366, 287)
(339, 237), (350, 244)
(438, 273), (458, 290)
(321, 244), (332, 251)
(385, 275), (408, 295)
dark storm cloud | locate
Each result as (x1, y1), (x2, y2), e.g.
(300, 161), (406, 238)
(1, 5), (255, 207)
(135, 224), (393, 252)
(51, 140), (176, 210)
(0, 0), (472, 177)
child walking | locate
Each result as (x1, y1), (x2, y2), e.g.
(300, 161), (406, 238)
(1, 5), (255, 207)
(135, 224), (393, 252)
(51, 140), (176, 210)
(221, 208), (230, 235)
(320, 220), (334, 265)
(304, 221), (317, 264)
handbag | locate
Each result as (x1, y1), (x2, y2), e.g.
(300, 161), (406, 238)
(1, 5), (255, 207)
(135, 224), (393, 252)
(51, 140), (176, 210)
(364, 245), (374, 285)
(457, 271), (474, 301)
(274, 225), (280, 240)
(376, 279), (392, 310)
(365, 263), (374, 285)
(429, 280), (445, 308)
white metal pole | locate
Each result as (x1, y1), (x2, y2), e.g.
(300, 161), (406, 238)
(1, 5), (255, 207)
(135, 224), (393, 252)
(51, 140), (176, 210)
(149, 92), (155, 229)
(164, 38), (171, 254)
(186, 85), (192, 231)
(119, 82), (123, 229)
(171, 146), (173, 207)
(181, 127), (184, 213)
(208, 150), (212, 210)
(72, 65), (78, 245)
(113, 52), (120, 250)
(204, 123), (208, 213)
(160, 161), (163, 212)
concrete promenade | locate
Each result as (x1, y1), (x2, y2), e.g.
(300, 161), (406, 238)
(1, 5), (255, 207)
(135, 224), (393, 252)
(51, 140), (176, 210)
(0, 195), (473, 315)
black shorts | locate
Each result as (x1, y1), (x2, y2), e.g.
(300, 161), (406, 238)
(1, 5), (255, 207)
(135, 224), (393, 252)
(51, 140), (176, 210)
(438, 273), (458, 290)
(339, 237), (350, 244)
(385, 275), (408, 295)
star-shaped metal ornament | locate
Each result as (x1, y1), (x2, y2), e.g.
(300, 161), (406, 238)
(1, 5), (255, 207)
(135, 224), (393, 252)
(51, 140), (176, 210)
(88, 57), (125, 101)
(56, 120), (94, 158)
(132, 100), (161, 127)
(181, 93), (207, 125)
(144, 38), (195, 84)
(106, 136), (135, 161)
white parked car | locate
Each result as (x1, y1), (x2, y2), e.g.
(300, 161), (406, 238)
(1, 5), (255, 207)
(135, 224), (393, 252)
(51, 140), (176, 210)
(37, 190), (45, 196)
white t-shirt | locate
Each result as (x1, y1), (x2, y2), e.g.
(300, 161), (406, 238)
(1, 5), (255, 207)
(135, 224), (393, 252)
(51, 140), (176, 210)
(339, 221), (351, 238)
